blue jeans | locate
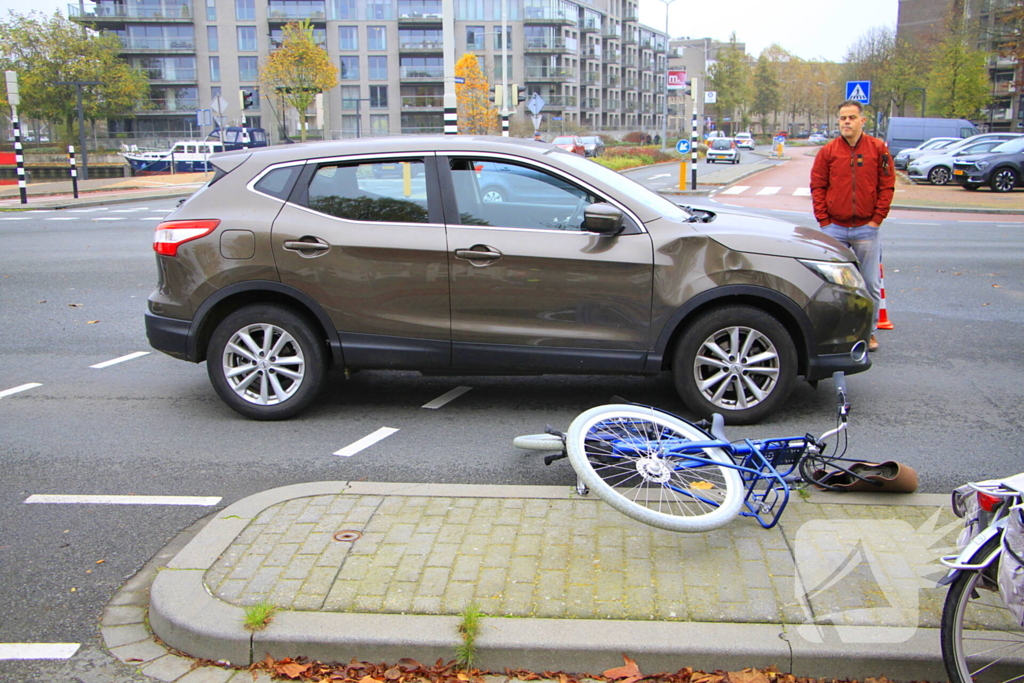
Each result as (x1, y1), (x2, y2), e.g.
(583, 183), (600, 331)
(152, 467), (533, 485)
(821, 224), (881, 332)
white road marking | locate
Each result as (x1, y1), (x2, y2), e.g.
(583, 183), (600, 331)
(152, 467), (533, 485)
(0, 643), (80, 660)
(0, 216), (32, 220)
(24, 210), (55, 214)
(422, 386), (472, 409)
(93, 217), (124, 221)
(334, 427), (399, 457)
(648, 173), (671, 179)
(756, 187), (781, 195)
(90, 351), (150, 369)
(141, 217), (166, 221)
(719, 186), (748, 195)
(44, 217), (77, 221)
(792, 188), (811, 196)
(111, 208), (147, 213)
(25, 494), (222, 506)
(68, 208), (105, 213)
(0, 383), (42, 399)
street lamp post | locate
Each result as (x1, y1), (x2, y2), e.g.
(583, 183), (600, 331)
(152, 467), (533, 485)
(56, 80), (101, 181)
(658, 0), (676, 151)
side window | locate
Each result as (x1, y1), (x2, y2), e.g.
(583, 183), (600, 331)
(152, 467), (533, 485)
(303, 159), (430, 223)
(254, 165), (302, 200)
(449, 158), (597, 231)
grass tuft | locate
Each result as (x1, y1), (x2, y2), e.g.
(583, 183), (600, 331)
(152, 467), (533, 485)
(455, 601), (484, 669)
(242, 599), (277, 632)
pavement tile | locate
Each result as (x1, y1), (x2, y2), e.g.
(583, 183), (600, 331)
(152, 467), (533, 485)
(140, 653), (197, 682)
(176, 666), (236, 683)
(110, 638), (171, 665)
(102, 623), (151, 649)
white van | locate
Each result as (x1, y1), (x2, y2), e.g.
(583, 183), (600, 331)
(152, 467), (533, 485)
(885, 118), (978, 154)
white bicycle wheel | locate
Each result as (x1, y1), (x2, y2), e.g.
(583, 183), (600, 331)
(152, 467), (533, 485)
(513, 433), (564, 451)
(566, 404), (744, 532)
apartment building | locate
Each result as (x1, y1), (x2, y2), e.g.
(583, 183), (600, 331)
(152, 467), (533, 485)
(897, 0), (1022, 131)
(70, 0), (668, 142)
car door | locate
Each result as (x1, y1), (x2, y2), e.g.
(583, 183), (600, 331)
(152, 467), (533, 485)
(441, 154), (654, 373)
(269, 154), (452, 369)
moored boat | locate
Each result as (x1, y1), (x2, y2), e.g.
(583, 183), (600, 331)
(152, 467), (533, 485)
(122, 127), (268, 174)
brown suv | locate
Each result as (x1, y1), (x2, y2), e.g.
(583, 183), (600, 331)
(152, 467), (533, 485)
(146, 136), (872, 423)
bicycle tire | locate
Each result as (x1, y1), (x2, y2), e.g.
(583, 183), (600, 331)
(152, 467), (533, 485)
(565, 404), (744, 532)
(941, 535), (1024, 683)
(513, 433), (564, 451)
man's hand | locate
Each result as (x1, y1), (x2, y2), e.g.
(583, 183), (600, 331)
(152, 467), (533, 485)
(868, 221), (880, 228)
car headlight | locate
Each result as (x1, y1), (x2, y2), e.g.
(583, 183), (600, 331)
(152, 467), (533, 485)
(799, 260), (865, 289)
(975, 160), (990, 170)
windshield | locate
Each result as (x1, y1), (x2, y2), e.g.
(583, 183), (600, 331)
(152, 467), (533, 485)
(990, 137), (1024, 154)
(552, 136), (575, 145)
(556, 152), (690, 221)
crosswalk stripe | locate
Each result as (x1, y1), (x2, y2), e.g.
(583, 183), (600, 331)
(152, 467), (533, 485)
(25, 494), (222, 505)
(756, 187), (781, 195)
(334, 427), (399, 456)
(0, 383), (42, 399)
(793, 188), (812, 196)
(90, 351), (150, 369)
(0, 643), (80, 660)
(422, 386), (472, 409)
(720, 186), (749, 195)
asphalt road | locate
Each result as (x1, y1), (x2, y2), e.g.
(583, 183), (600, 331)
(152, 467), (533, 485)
(0, 190), (1022, 680)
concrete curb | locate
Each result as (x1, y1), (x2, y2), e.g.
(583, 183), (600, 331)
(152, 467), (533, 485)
(146, 481), (951, 680)
(0, 186), (200, 210)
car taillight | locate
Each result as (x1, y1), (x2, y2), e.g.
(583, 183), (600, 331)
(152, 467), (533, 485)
(153, 220), (220, 257)
(978, 491), (1003, 512)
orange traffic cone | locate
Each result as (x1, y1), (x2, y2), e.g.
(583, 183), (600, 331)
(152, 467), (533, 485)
(877, 262), (894, 330)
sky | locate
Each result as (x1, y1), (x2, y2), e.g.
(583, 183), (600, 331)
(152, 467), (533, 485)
(0, 0), (899, 63)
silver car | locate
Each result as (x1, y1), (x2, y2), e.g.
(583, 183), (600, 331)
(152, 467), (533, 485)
(908, 138), (1010, 185)
(893, 137), (958, 170)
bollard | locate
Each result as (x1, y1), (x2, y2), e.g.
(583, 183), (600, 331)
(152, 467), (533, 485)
(69, 145), (79, 199)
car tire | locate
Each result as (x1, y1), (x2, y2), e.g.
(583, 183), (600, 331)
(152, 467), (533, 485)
(990, 168), (1018, 193)
(207, 304), (327, 421)
(672, 305), (797, 425)
(480, 187), (506, 203)
(928, 166), (951, 185)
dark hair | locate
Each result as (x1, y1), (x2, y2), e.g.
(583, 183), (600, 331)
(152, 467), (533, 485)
(838, 100), (864, 114)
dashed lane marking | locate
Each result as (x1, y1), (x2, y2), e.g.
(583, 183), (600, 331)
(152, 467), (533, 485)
(0, 216), (32, 220)
(422, 386), (472, 409)
(756, 187), (781, 195)
(793, 187), (811, 196)
(90, 351), (150, 369)
(0, 383), (42, 399)
(334, 427), (399, 457)
(111, 208), (147, 212)
(0, 643), (80, 660)
(93, 217), (124, 221)
(719, 186), (749, 195)
(68, 208), (106, 213)
(25, 494), (222, 505)
(44, 217), (77, 221)
(141, 217), (165, 221)
(648, 173), (671, 180)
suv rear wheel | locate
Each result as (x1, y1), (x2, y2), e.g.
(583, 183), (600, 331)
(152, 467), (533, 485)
(673, 306), (797, 425)
(207, 304), (327, 420)
(991, 168), (1018, 193)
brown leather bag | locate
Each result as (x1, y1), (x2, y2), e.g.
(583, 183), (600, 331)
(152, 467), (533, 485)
(813, 461), (919, 493)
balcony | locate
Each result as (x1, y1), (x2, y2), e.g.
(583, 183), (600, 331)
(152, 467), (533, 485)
(623, 7), (638, 21)
(397, 10), (443, 23)
(524, 36), (571, 52)
(640, 59), (655, 71)
(583, 97), (600, 109)
(602, 26), (621, 39)
(622, 101), (637, 113)
(622, 34), (637, 45)
(401, 95), (443, 109)
(622, 55), (637, 67)
(623, 77), (637, 89)
(399, 39), (444, 51)
(993, 81), (1018, 94)
(604, 98), (620, 111)
(604, 74), (620, 87)
(602, 51), (621, 64)
(118, 36), (196, 53)
(399, 66), (445, 80)
(581, 72), (601, 85)
(524, 7), (577, 24)
(69, 2), (194, 23)
(144, 73), (199, 85)
(524, 65), (576, 81)
(539, 95), (577, 108)
(139, 97), (200, 114)
(580, 45), (601, 59)
(580, 18), (601, 32)
(268, 8), (327, 21)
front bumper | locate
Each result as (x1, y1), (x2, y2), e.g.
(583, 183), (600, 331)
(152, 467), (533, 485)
(952, 166), (987, 185)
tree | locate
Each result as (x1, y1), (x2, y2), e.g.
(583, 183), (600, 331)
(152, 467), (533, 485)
(707, 33), (751, 135)
(751, 54), (780, 135)
(455, 53), (496, 135)
(927, 15), (992, 119)
(0, 11), (149, 141)
(991, 0), (1024, 89)
(259, 20), (338, 142)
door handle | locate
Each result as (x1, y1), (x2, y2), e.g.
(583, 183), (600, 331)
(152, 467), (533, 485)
(283, 237), (330, 257)
(454, 247), (502, 261)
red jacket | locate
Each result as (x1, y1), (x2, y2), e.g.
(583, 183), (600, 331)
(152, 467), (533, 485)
(810, 134), (895, 228)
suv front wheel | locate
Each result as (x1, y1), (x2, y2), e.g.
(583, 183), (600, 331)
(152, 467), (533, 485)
(672, 306), (797, 425)
(207, 304), (327, 420)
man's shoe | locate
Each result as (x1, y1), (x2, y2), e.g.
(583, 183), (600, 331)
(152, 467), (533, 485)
(868, 334), (879, 352)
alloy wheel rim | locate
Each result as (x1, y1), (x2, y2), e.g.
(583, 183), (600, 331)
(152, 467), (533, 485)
(693, 325), (780, 411)
(222, 323), (305, 406)
(994, 170), (1015, 192)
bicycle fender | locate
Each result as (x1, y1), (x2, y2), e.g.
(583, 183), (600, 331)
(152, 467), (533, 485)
(937, 521), (1006, 586)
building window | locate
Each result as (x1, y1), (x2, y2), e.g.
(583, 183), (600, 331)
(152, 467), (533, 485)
(238, 56), (258, 82)
(369, 85), (388, 108)
(340, 56), (360, 80)
(488, 0), (517, 20)
(366, 0), (392, 19)
(368, 55), (388, 80)
(466, 26), (484, 50)
(368, 25), (387, 50)
(338, 26), (358, 50)
(493, 26), (511, 50)
(370, 114), (390, 135)
(458, 0), (484, 19)
(235, 0), (255, 20)
(206, 0), (216, 20)
(331, 0), (357, 19)
(207, 25), (218, 51)
(211, 86), (222, 99)
(340, 85), (360, 110)
(209, 56), (220, 82)
(237, 26), (257, 51)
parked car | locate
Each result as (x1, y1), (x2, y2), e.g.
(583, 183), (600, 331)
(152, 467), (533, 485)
(579, 135), (605, 157)
(145, 136), (872, 424)
(907, 137), (1016, 185)
(550, 135), (586, 156)
(706, 137), (739, 164)
(734, 132), (755, 150)
(808, 133), (827, 144)
(952, 135), (1024, 192)
(893, 137), (959, 170)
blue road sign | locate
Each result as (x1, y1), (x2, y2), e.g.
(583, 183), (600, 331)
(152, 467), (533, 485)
(846, 81), (871, 104)
(676, 139), (691, 154)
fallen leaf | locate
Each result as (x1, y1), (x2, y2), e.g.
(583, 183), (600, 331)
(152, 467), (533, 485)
(604, 654), (642, 680)
(992, 284), (1002, 288)
(385, 667), (403, 680)
(691, 481), (715, 490)
(726, 670), (769, 683)
(982, 303), (990, 306)
(96, 559), (105, 564)
(86, 320), (100, 324)
(953, 272), (963, 276)
(70, 587), (76, 592)
(85, 569), (92, 574)
(38, 300), (46, 303)
(277, 660), (311, 679)
(68, 303), (82, 307)
(359, 676), (380, 683)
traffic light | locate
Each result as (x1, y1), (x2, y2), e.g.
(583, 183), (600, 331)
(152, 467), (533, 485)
(489, 84), (504, 106)
(516, 84), (526, 104)
(683, 80), (693, 97)
(239, 89), (254, 110)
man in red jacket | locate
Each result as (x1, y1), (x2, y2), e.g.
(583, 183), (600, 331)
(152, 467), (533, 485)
(810, 100), (895, 352)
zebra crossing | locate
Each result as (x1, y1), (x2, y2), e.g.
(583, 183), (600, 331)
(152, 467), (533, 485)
(0, 205), (174, 222)
(718, 185), (812, 197)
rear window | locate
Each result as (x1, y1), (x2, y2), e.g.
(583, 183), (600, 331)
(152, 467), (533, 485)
(254, 165), (302, 200)
(712, 139), (732, 150)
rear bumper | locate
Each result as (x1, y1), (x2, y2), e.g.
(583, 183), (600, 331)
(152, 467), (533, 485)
(806, 349), (871, 382)
(145, 311), (193, 361)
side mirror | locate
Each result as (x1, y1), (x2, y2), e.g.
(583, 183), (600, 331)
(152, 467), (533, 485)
(583, 202), (624, 235)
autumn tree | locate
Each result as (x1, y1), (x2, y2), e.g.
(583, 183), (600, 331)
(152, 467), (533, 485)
(926, 15), (992, 119)
(259, 20), (338, 142)
(707, 33), (751, 135)
(455, 53), (496, 135)
(994, 0), (1024, 88)
(751, 54), (780, 135)
(0, 11), (149, 142)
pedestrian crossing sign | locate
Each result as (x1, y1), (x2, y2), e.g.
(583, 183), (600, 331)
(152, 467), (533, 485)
(846, 81), (871, 104)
